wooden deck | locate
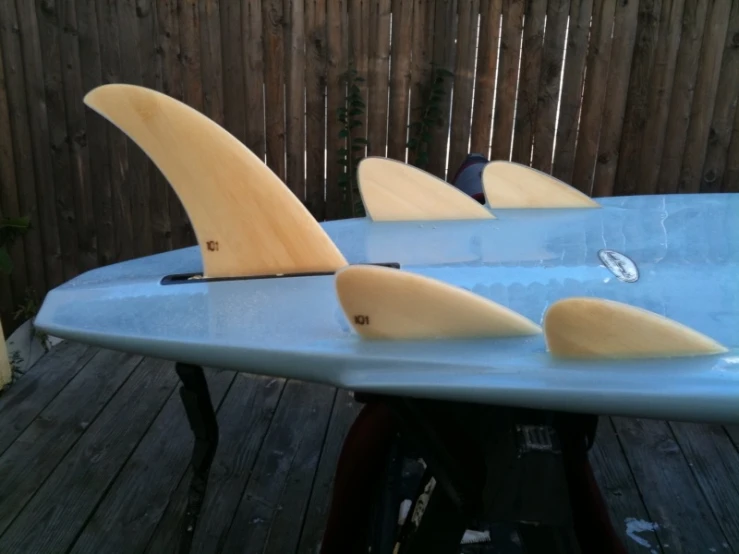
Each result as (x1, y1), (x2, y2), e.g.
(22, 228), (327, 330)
(1, 340), (738, 554)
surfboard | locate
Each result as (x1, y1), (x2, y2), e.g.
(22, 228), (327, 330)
(33, 85), (739, 425)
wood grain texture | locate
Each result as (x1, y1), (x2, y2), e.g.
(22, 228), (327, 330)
(243, 0), (265, 159)
(217, 379), (334, 553)
(613, 0), (663, 196)
(636, 0), (686, 195)
(511, 0), (546, 165)
(656, 0), (710, 194)
(325, 0), (348, 219)
(305, 0), (327, 219)
(725, 99), (739, 192)
(469, 0), (503, 156)
(263, 0), (286, 180)
(335, 264), (541, 339)
(426, 0), (457, 179)
(532, 0), (569, 173)
(613, 417), (732, 553)
(571, 0), (617, 195)
(357, 157), (494, 220)
(0, 319), (9, 388)
(408, 0), (434, 165)
(0, 358), (177, 554)
(0, 31), (27, 313)
(491, 0), (524, 161)
(186, 373), (285, 554)
(199, 0), (225, 126)
(0, 349), (142, 536)
(448, 0), (480, 174)
(387, 0), (414, 161)
(590, 0), (640, 197)
(482, 161), (600, 208)
(84, 84), (348, 277)
(551, 0), (593, 184)
(678, 0), (731, 194)
(700, 0), (739, 193)
(0, 340), (94, 455)
(286, 0), (306, 199)
(544, 297), (727, 359)
(367, 0), (391, 158)
(68, 367), (235, 554)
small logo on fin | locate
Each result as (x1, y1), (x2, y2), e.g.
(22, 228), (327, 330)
(598, 250), (639, 283)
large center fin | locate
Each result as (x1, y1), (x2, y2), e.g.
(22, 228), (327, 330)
(482, 161), (600, 209)
(84, 84), (347, 278)
(357, 157), (495, 221)
(335, 264), (541, 339)
(544, 297), (727, 359)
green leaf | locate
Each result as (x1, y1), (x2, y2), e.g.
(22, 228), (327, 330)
(338, 147), (349, 155)
(339, 129), (349, 138)
(349, 108), (364, 116)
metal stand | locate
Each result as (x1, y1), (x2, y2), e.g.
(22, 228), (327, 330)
(355, 393), (598, 554)
(174, 363), (219, 553)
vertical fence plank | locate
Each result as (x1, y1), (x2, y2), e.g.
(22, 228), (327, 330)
(349, 0), (370, 162)
(200, 0), (224, 126)
(325, 0), (348, 218)
(552, 0), (593, 184)
(29, 0), (78, 281)
(571, 0), (616, 194)
(614, 0), (663, 196)
(97, 0), (134, 263)
(57, 1), (97, 273)
(427, 0), (457, 179)
(448, 0), (480, 174)
(177, 0), (200, 247)
(532, 0), (569, 173)
(0, 37), (25, 319)
(1, 0), (47, 305)
(491, 0), (523, 161)
(636, 0), (686, 195)
(470, 0), (502, 157)
(119, 0), (154, 257)
(286, 0), (306, 198)
(656, 0), (709, 194)
(263, 0), (286, 180)
(156, 0), (189, 249)
(15, 0), (65, 289)
(76, 0), (114, 266)
(677, 0), (732, 193)
(305, 0), (327, 219)
(387, 0), (414, 161)
(220, 0), (246, 145)
(701, 0), (739, 193)
(94, 1), (133, 261)
(589, 0), (638, 197)
(243, 0), (265, 161)
(725, 105), (739, 192)
(407, 0), (433, 166)
(512, 0), (546, 165)
(367, 0), (391, 157)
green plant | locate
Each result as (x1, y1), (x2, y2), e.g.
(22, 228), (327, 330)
(406, 64), (454, 169)
(0, 216), (30, 276)
(337, 66), (368, 218)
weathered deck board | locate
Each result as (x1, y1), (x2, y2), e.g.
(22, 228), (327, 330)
(1, 342), (738, 554)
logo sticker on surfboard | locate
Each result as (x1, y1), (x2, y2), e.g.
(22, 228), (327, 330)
(598, 250), (639, 283)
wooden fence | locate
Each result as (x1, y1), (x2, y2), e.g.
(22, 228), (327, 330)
(0, 0), (738, 332)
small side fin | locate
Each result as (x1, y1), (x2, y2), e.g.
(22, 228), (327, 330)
(544, 297), (728, 359)
(482, 161), (600, 209)
(357, 157), (495, 221)
(335, 265), (541, 339)
(84, 84), (347, 278)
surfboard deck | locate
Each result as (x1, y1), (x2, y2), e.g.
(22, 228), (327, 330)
(34, 192), (739, 424)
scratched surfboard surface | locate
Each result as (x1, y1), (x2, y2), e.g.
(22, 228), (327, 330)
(35, 192), (739, 424)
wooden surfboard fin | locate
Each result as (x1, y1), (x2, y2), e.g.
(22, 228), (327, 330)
(335, 264), (541, 339)
(356, 157), (495, 221)
(543, 297), (728, 359)
(482, 161), (600, 209)
(83, 83), (347, 279)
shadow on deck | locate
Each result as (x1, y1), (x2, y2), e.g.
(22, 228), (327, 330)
(1, 340), (738, 553)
